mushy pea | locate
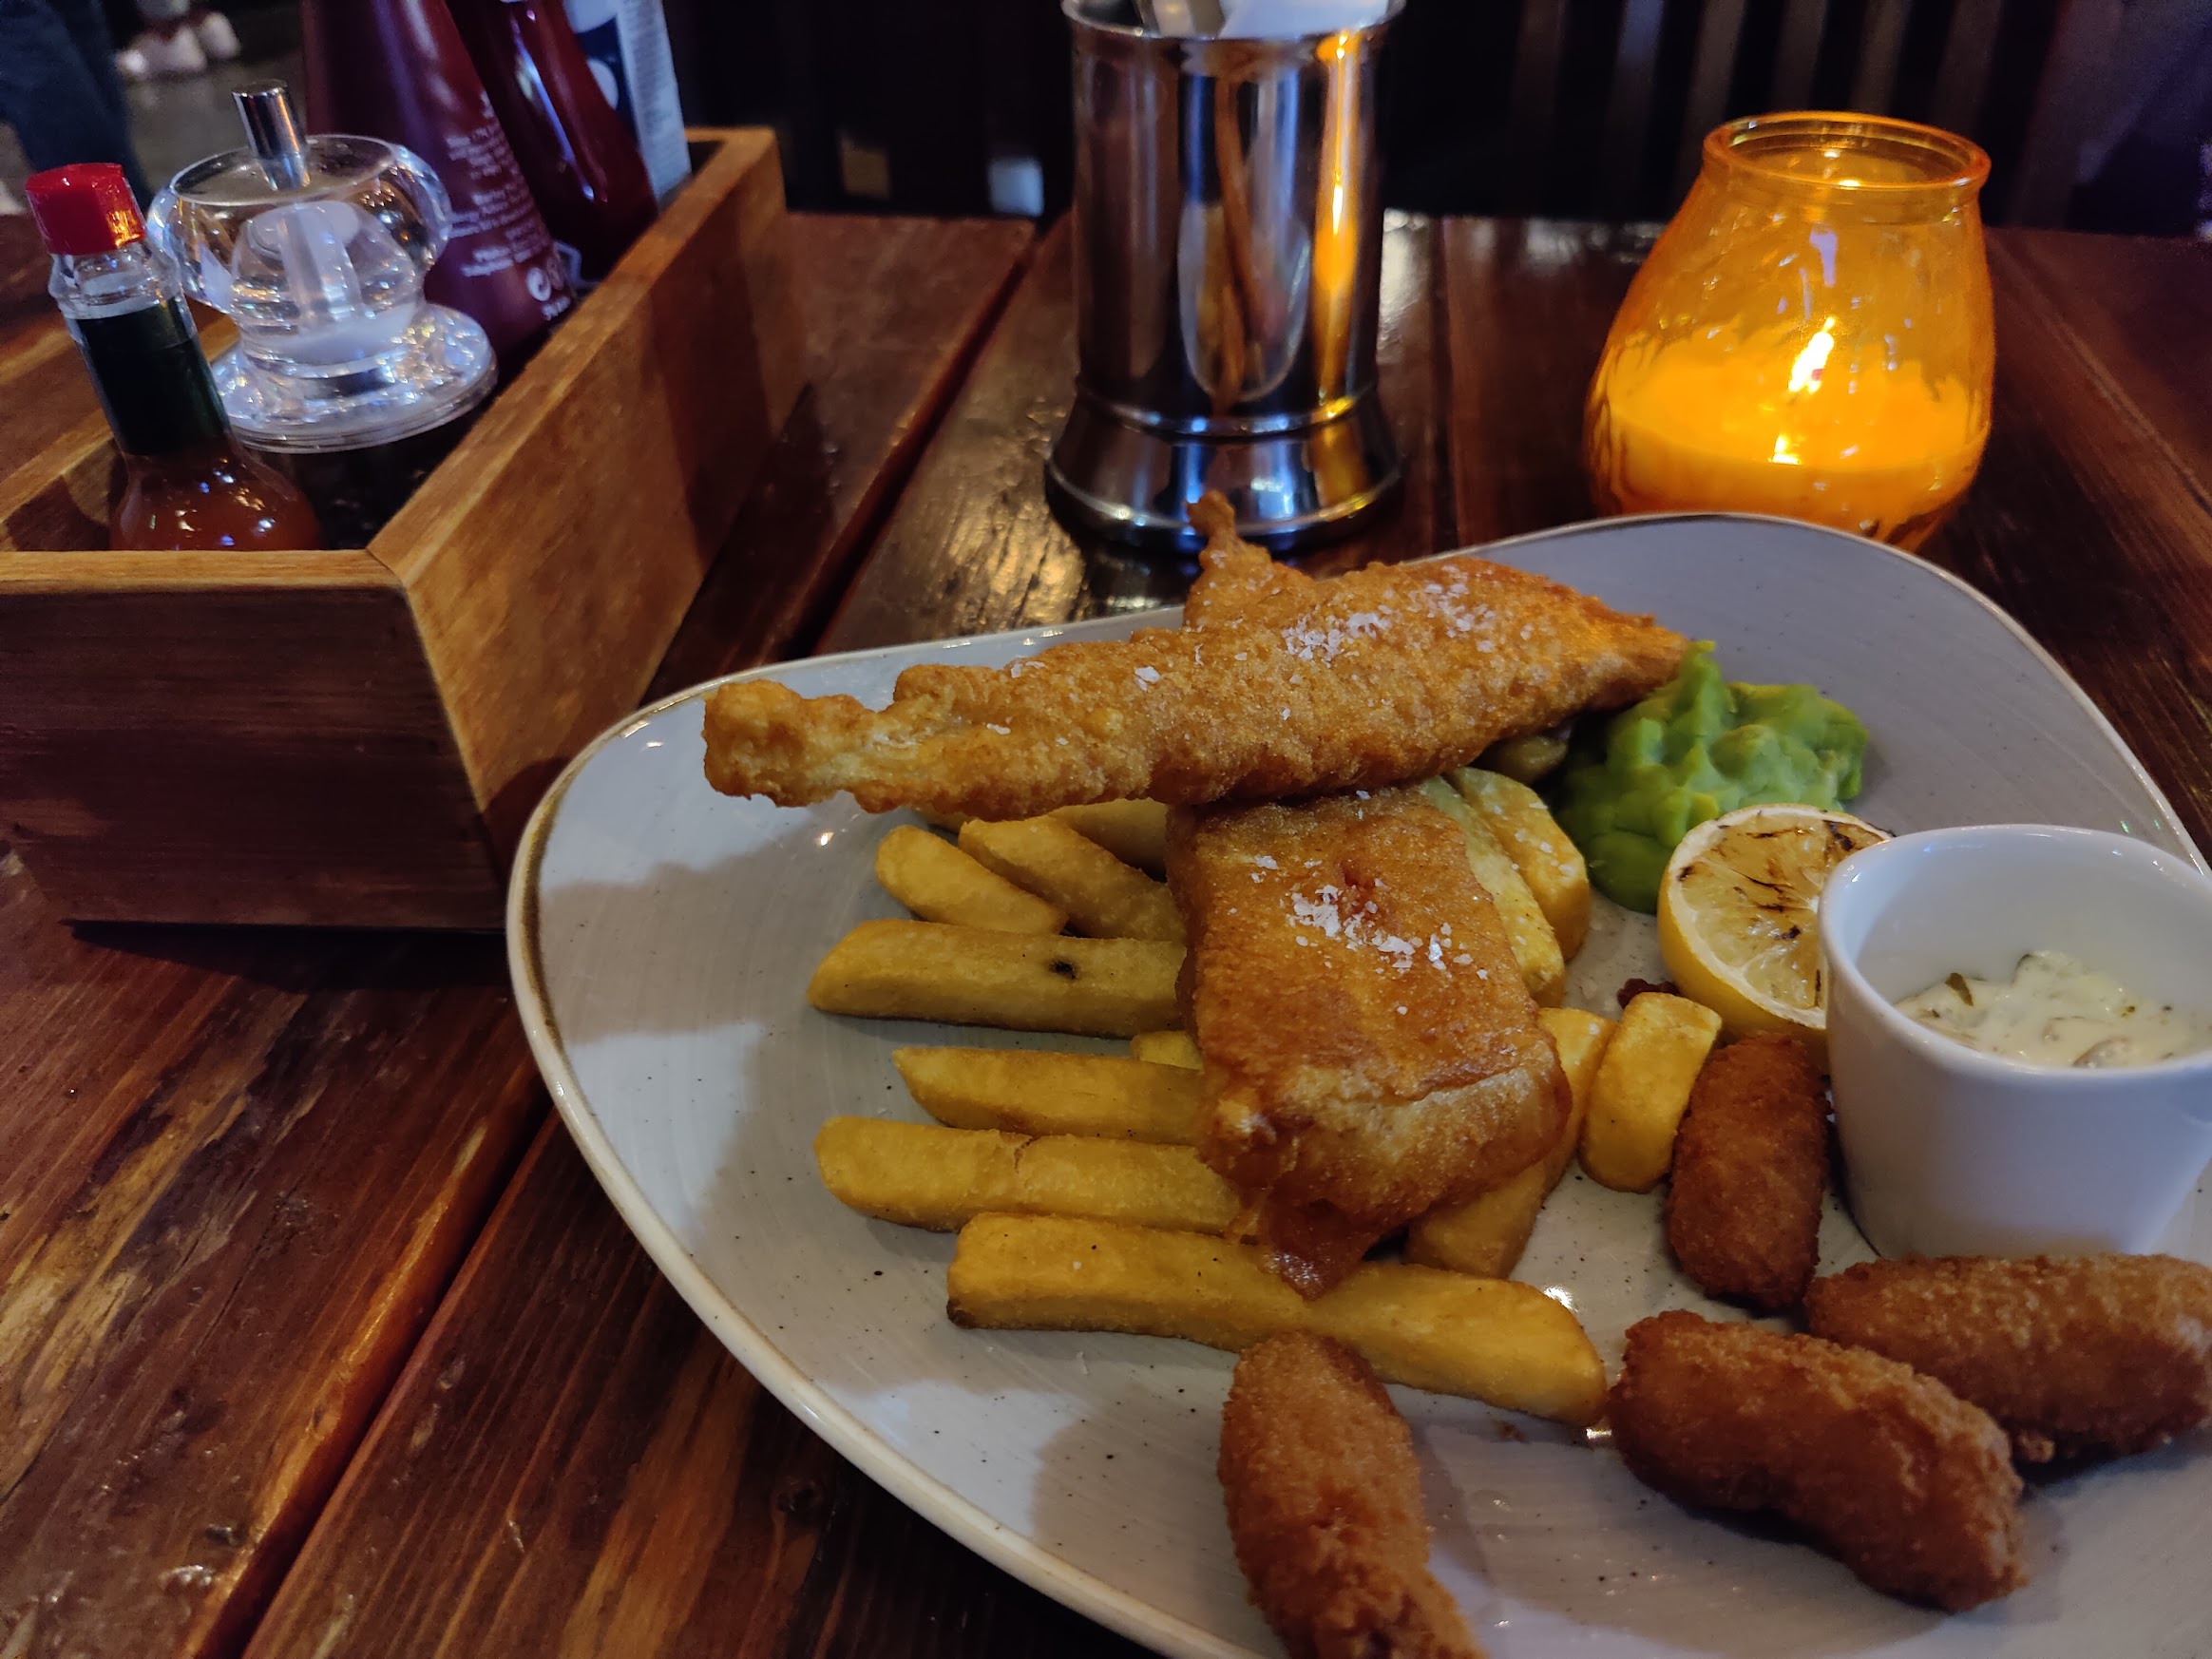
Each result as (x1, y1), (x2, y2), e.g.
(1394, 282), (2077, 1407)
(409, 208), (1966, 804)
(1553, 642), (1869, 912)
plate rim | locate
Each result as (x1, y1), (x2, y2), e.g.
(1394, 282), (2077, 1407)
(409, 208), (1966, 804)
(504, 511), (2205, 1658)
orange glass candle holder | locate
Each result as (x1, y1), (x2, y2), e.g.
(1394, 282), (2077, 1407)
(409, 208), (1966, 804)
(1585, 113), (1993, 549)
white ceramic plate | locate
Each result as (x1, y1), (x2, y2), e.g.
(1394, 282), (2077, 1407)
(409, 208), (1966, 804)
(509, 514), (2212, 1659)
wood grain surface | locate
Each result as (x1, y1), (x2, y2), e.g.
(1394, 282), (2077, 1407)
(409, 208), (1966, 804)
(1929, 232), (2212, 852)
(1442, 218), (1651, 543)
(246, 216), (1136, 1659)
(1996, 230), (2212, 505)
(5, 212), (2211, 1659)
(0, 879), (542, 1659)
(376, 129), (807, 855)
(0, 552), (505, 927)
(649, 216), (1033, 696)
(0, 218), (76, 418)
(246, 1121), (1146, 1659)
(816, 210), (1451, 653)
(0, 213), (1025, 1659)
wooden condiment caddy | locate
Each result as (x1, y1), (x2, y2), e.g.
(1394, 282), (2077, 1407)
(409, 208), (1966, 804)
(0, 130), (804, 927)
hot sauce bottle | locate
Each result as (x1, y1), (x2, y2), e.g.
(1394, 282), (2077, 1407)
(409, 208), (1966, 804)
(26, 164), (323, 552)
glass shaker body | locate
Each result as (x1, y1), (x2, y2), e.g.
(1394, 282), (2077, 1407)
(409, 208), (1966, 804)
(1585, 113), (1994, 550)
(301, 0), (575, 372)
(152, 96), (499, 546)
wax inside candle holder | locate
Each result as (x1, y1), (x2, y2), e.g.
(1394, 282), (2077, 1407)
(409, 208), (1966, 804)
(1598, 322), (1986, 545)
(1585, 112), (1994, 551)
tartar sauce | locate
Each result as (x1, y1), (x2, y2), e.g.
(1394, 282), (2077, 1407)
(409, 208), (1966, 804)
(1895, 950), (2212, 1068)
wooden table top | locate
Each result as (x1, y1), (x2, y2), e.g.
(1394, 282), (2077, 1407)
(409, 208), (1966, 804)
(3, 207), (2209, 1659)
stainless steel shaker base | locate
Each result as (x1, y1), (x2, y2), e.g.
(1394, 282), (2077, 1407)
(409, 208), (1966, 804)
(1045, 393), (1402, 555)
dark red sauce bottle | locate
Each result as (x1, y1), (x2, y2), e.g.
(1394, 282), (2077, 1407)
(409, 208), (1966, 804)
(448, 0), (657, 284)
(302, 0), (576, 372)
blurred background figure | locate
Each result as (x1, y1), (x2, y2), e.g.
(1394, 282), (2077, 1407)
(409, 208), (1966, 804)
(2068, 0), (2212, 237)
(1, 0), (293, 219)
(0, 0), (150, 200)
(113, 0), (239, 80)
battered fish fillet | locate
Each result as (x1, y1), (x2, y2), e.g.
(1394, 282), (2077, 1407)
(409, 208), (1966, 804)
(1170, 788), (1568, 1297)
(1220, 1333), (1484, 1659)
(702, 557), (1686, 820)
(1182, 492), (1316, 626)
(1609, 1311), (2027, 1611)
(1804, 1253), (2212, 1462)
(1664, 1034), (1830, 1311)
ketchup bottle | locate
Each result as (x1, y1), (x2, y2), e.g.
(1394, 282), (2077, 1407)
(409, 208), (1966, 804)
(448, 0), (657, 284)
(26, 165), (323, 553)
(301, 0), (575, 372)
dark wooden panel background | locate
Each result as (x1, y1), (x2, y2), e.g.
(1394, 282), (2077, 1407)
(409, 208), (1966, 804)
(667, 0), (2211, 230)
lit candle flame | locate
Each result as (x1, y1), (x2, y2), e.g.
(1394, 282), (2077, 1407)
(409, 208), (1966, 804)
(1786, 316), (1838, 395)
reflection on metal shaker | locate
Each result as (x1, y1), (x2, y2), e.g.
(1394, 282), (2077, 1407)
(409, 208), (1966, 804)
(1047, 0), (1402, 555)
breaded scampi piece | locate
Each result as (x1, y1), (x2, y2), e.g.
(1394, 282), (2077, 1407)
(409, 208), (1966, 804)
(1171, 789), (1568, 1297)
(702, 554), (1686, 820)
(1804, 1252), (2212, 1462)
(1664, 1034), (1830, 1311)
(1609, 1311), (2027, 1611)
(1220, 1333), (1485, 1659)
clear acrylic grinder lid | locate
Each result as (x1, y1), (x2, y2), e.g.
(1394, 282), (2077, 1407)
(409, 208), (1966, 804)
(150, 83), (496, 451)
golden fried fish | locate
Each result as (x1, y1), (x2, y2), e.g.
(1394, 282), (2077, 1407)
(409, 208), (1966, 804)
(1181, 493), (1317, 626)
(1169, 787), (1568, 1296)
(703, 557), (1684, 821)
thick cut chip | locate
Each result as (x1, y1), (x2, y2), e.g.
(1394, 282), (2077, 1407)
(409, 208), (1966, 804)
(960, 816), (1183, 943)
(1448, 766), (1591, 959)
(1407, 1006), (1613, 1278)
(1051, 800), (1168, 874)
(1130, 1030), (1203, 1070)
(947, 1213), (1607, 1423)
(1478, 728), (1570, 785)
(873, 824), (1067, 934)
(1580, 992), (1724, 1192)
(1169, 788), (1569, 1296)
(808, 920), (1180, 1037)
(893, 1047), (1206, 1144)
(1419, 778), (1566, 1004)
(816, 1117), (1239, 1233)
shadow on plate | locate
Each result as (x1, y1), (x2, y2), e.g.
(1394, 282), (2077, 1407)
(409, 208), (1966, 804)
(1411, 1410), (2081, 1656)
(530, 814), (860, 1047)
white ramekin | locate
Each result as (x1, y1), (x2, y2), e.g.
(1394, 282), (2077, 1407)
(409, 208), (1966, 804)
(1820, 824), (2212, 1258)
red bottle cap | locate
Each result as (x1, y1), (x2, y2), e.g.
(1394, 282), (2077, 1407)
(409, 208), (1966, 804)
(25, 164), (146, 256)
